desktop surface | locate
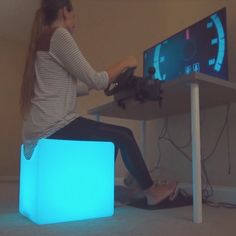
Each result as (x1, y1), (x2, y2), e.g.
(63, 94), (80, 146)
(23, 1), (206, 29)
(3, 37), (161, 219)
(88, 73), (236, 120)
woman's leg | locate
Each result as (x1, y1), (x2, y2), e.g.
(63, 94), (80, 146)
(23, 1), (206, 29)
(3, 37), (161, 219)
(48, 117), (177, 204)
(49, 117), (153, 190)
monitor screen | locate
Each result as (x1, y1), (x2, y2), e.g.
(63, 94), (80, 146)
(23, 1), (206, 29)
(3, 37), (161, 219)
(143, 8), (228, 81)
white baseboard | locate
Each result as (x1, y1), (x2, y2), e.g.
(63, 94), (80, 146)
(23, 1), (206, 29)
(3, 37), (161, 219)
(115, 178), (236, 204)
(179, 183), (236, 204)
(0, 176), (19, 182)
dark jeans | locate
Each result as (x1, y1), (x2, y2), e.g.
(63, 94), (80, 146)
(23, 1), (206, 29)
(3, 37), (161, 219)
(48, 117), (153, 190)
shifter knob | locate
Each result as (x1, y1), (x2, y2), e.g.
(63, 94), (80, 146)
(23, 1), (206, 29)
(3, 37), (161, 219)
(148, 66), (156, 79)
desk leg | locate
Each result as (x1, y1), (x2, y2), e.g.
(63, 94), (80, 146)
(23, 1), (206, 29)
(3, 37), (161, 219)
(94, 114), (100, 122)
(190, 83), (202, 223)
(140, 120), (147, 164)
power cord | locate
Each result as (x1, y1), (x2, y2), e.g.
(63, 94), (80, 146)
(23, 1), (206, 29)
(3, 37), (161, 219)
(154, 104), (236, 209)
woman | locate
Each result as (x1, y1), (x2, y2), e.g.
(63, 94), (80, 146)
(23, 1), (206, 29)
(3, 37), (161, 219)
(20, 0), (177, 206)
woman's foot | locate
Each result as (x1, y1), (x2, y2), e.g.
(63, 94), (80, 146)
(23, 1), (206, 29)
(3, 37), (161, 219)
(144, 182), (178, 206)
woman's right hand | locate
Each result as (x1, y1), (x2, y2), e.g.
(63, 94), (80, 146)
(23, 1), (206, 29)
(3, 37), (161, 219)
(123, 56), (138, 69)
(106, 56), (138, 83)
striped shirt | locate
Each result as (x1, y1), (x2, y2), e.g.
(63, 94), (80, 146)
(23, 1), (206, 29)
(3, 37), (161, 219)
(22, 27), (109, 159)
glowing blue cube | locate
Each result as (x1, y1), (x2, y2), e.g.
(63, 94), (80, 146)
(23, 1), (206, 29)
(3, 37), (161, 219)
(19, 139), (115, 225)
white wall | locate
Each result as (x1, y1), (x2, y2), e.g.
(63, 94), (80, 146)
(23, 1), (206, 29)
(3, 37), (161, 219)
(0, 0), (236, 186)
(0, 39), (25, 177)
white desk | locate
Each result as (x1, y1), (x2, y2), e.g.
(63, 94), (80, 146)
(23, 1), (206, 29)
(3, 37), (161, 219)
(88, 72), (236, 223)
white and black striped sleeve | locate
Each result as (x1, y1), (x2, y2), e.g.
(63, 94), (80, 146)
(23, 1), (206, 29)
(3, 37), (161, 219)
(49, 27), (109, 90)
(76, 80), (90, 97)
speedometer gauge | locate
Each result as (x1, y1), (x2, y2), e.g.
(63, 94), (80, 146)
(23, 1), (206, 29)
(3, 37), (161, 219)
(143, 8), (227, 81)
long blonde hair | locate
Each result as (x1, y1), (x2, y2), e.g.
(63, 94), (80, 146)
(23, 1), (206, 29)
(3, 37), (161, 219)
(20, 0), (73, 117)
(20, 9), (44, 117)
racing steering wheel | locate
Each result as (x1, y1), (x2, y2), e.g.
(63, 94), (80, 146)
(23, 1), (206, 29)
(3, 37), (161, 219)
(104, 67), (136, 96)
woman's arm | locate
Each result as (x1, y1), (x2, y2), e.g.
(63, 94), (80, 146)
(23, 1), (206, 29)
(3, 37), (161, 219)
(50, 27), (109, 90)
(49, 27), (137, 90)
(76, 80), (90, 97)
(76, 55), (137, 96)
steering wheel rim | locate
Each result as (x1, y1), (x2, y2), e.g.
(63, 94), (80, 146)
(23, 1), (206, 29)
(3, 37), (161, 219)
(104, 67), (136, 96)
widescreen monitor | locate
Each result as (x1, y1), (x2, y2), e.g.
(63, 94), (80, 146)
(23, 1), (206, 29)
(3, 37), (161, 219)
(143, 8), (228, 81)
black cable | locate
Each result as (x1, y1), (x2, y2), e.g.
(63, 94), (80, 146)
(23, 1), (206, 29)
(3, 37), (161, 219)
(201, 104), (230, 201)
(201, 162), (214, 200)
(166, 116), (192, 149)
(157, 135), (214, 201)
(159, 136), (192, 162)
(154, 104), (234, 208)
(150, 118), (168, 174)
(202, 104), (230, 162)
(226, 104), (231, 175)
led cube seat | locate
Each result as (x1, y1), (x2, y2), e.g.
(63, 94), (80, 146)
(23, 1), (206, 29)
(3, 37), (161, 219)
(19, 139), (115, 225)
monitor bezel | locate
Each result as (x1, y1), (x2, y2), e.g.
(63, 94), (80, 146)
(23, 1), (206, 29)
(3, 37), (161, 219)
(142, 7), (228, 81)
